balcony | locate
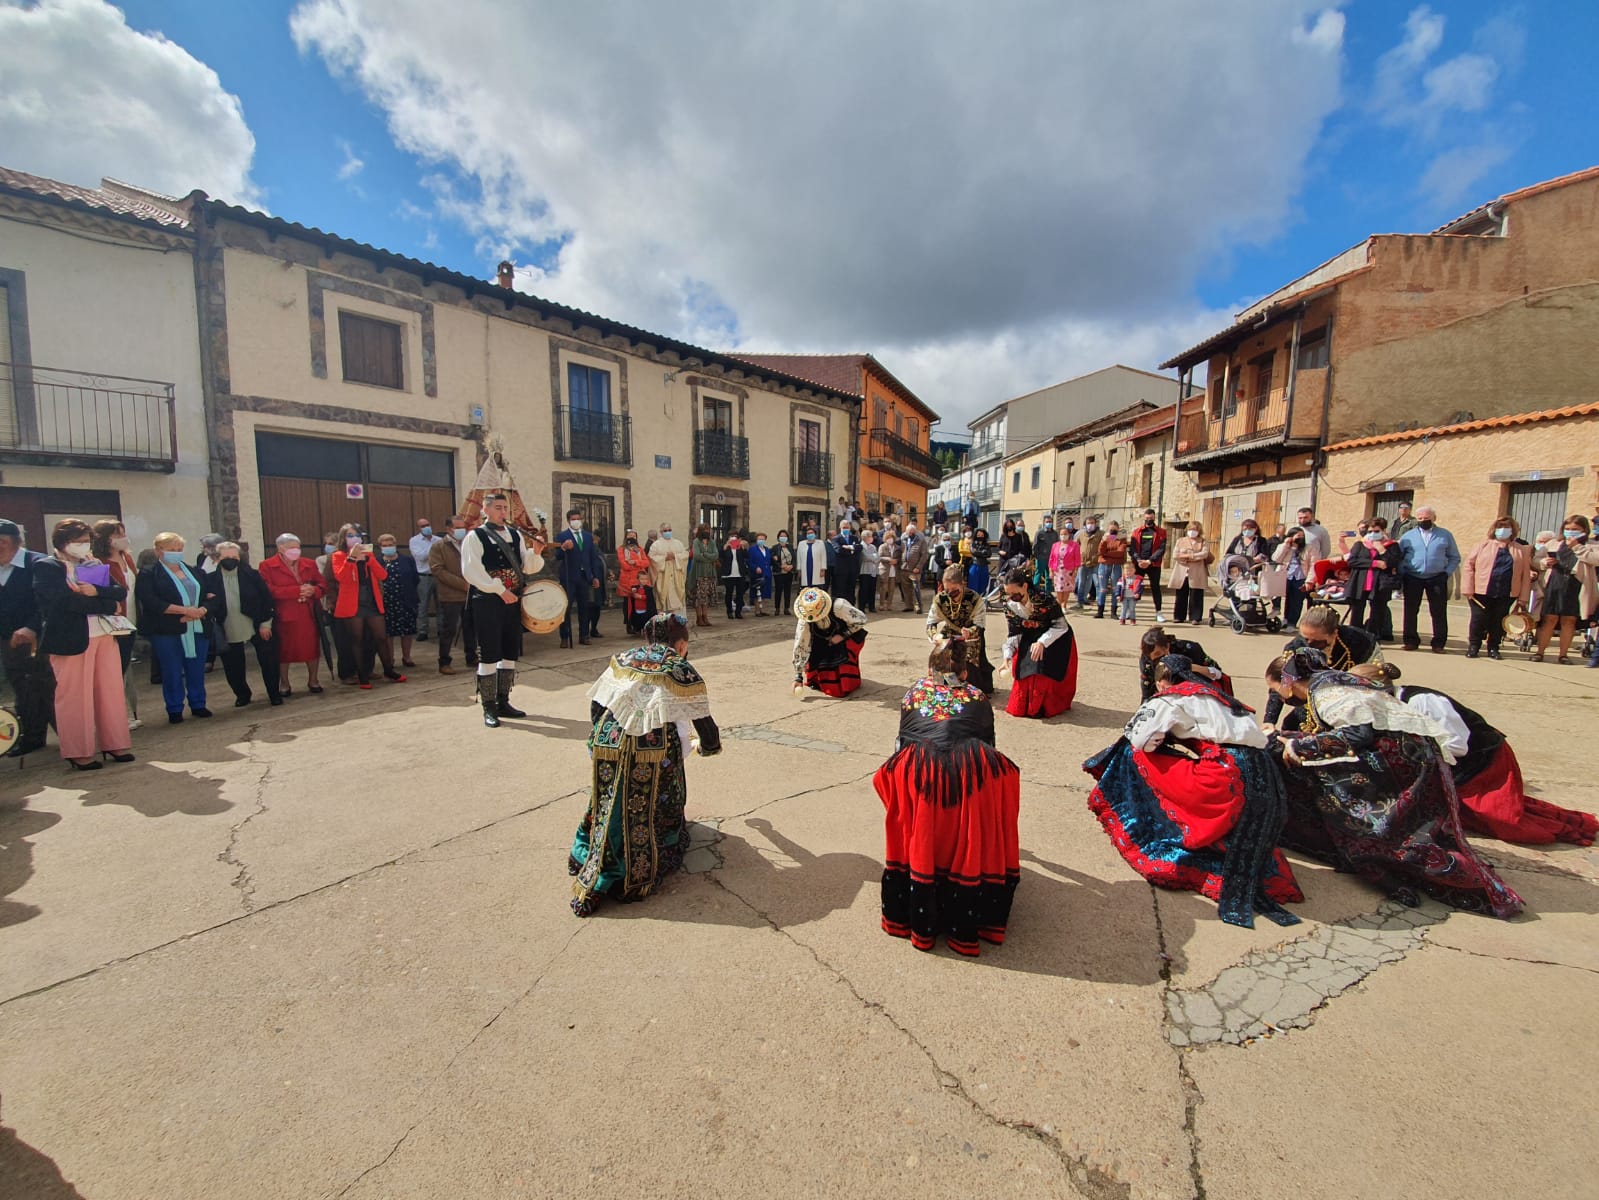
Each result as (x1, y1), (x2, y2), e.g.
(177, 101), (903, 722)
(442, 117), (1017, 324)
(973, 481), (1001, 503)
(555, 406), (631, 466)
(0, 361), (177, 471)
(791, 449), (833, 490)
(968, 434), (1003, 464)
(1173, 369), (1326, 469)
(693, 429), (750, 479)
(864, 428), (943, 487)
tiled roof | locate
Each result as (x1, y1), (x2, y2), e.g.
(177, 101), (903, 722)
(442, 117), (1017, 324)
(1432, 164), (1599, 234)
(0, 166), (189, 229)
(1324, 401), (1599, 451)
(734, 354), (865, 395)
(199, 200), (861, 405)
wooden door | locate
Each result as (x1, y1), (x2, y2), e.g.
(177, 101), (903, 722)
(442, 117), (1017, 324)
(319, 480), (366, 540)
(1201, 497), (1224, 563)
(1254, 490), (1281, 541)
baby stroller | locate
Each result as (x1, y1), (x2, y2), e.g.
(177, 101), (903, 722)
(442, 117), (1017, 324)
(1304, 558), (1351, 604)
(1209, 553), (1282, 634)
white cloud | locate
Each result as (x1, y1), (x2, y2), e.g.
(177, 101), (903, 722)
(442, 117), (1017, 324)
(0, 0), (258, 203)
(291, 0), (1344, 423)
(335, 138), (365, 181)
(1417, 140), (1515, 211)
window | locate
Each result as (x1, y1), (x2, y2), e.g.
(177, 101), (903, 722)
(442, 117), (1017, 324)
(1139, 462), (1154, 508)
(573, 493), (617, 554)
(1086, 455), (1096, 487)
(1250, 352), (1275, 400)
(702, 397), (733, 433)
(568, 363), (612, 414)
(339, 311), (404, 389)
(798, 418), (821, 453)
(1297, 327), (1329, 370)
(1106, 447), (1117, 478)
(873, 398), (888, 430)
(1064, 462), (1074, 487)
(565, 363), (624, 463)
(894, 411), (903, 437)
(1030, 464), (1041, 489)
(1011, 470), (1021, 493)
(908, 418), (919, 443)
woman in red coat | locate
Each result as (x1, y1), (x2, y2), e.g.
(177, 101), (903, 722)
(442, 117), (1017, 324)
(331, 524), (403, 688)
(259, 533), (327, 695)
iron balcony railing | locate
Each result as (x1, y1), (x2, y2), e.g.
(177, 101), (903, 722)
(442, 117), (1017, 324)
(791, 449), (833, 490)
(694, 429), (750, 479)
(0, 361), (177, 470)
(973, 481), (1001, 503)
(554, 406), (631, 466)
(968, 435), (1003, 463)
(865, 427), (943, 485)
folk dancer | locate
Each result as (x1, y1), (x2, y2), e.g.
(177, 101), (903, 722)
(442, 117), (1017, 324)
(460, 492), (547, 728)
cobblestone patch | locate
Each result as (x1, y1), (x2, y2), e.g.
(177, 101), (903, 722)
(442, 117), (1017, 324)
(1166, 898), (1448, 1046)
(724, 725), (848, 753)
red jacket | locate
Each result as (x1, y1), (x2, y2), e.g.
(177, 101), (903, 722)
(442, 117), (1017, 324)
(331, 550), (387, 618)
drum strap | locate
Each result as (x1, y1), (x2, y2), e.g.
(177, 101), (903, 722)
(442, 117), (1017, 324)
(478, 525), (524, 593)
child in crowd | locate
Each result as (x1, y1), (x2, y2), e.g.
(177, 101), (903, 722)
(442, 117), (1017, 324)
(1115, 562), (1143, 625)
(1228, 562), (1260, 602)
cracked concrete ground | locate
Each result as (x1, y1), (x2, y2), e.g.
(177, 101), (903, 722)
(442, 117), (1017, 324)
(1, 603), (1596, 1199)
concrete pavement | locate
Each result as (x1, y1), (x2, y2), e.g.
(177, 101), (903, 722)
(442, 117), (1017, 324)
(1, 601), (1595, 1199)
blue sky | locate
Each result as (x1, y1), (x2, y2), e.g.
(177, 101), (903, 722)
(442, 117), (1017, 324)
(5, 1), (1596, 422)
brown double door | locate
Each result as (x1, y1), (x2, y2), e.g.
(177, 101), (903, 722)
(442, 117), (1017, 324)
(258, 478), (455, 553)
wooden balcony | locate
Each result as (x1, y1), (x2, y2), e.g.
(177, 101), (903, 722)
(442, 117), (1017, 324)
(1174, 368), (1326, 468)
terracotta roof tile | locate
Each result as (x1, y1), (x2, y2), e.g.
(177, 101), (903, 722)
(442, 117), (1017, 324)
(734, 354), (865, 396)
(1325, 401), (1599, 451)
(0, 166), (189, 229)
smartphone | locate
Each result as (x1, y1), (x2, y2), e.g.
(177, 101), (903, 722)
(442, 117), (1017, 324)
(1342, 530), (1357, 537)
(358, 543), (374, 555)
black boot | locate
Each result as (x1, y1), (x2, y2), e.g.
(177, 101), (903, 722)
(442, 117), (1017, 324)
(478, 674), (501, 727)
(496, 668), (527, 719)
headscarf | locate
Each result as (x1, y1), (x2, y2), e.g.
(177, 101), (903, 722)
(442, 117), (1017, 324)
(643, 612), (687, 646)
(1160, 653), (1252, 715)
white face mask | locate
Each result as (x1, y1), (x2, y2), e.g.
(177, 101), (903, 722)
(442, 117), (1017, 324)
(64, 542), (92, 560)
(1188, 530), (1201, 538)
(569, 520), (582, 531)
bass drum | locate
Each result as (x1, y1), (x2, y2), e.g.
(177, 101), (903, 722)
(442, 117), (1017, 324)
(521, 579), (569, 634)
(0, 707), (17, 756)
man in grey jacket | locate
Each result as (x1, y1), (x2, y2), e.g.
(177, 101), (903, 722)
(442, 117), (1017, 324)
(900, 524), (930, 611)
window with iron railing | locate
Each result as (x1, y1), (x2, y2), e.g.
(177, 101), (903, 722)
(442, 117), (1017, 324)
(792, 448), (832, 489)
(694, 429), (750, 478)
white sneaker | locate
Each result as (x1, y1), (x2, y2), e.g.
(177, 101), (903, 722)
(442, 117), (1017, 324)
(1154, 612), (1166, 623)
(128, 718), (143, 731)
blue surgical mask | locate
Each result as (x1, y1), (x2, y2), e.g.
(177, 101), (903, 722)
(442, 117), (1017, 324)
(757, 538), (767, 547)
(381, 546), (398, 557)
(806, 532), (817, 541)
(420, 526), (433, 537)
(778, 536), (788, 544)
(452, 528), (466, 541)
(1494, 527), (1513, 541)
(324, 544), (336, 555)
(162, 550), (185, 565)
(1563, 529), (1583, 540)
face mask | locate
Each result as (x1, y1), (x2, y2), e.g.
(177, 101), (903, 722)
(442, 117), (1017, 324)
(381, 546), (398, 558)
(626, 537), (639, 546)
(419, 526), (433, 537)
(111, 535), (130, 552)
(162, 550), (185, 565)
(661, 530), (672, 538)
(324, 544), (337, 555)
(283, 547), (302, 561)
(220, 558), (240, 571)
(1366, 533), (1382, 544)
(1084, 523), (1096, 532)
(1188, 530), (1201, 539)
(756, 539), (766, 547)
(1418, 520), (1434, 531)
(346, 535), (360, 546)
(1144, 518), (1155, 527)
(778, 536), (788, 544)
(452, 528), (466, 541)
(1494, 527), (1513, 541)
(1564, 529), (1583, 540)
(64, 542), (92, 560)
(806, 532), (817, 542)
(569, 520), (582, 531)
(1242, 531), (1255, 540)
(1041, 522), (1052, 531)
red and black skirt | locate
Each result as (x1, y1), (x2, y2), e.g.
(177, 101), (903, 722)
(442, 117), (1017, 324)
(804, 630), (867, 697)
(1456, 742), (1597, 846)
(1006, 628), (1077, 719)
(877, 741), (1021, 956)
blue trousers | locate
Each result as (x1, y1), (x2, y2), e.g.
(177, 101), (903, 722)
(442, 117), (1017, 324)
(151, 633), (209, 715)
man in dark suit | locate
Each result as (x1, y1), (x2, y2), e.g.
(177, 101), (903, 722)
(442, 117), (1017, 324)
(554, 507), (606, 648)
(0, 519), (55, 756)
(828, 518), (860, 606)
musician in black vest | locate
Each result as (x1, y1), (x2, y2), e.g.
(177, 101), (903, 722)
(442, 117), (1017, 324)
(459, 493), (547, 727)
(0, 519), (55, 756)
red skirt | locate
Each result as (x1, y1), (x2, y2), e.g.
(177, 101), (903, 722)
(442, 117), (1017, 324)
(1006, 641), (1078, 719)
(274, 605), (321, 665)
(804, 631), (865, 697)
(1457, 743), (1597, 846)
(877, 748), (1021, 956)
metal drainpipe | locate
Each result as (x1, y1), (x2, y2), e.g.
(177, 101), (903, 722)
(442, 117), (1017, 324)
(1165, 368), (1185, 518)
(1309, 313), (1336, 515)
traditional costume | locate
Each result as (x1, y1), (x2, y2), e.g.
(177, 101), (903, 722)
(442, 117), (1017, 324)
(1085, 655), (1302, 928)
(1398, 685), (1596, 846)
(1262, 623), (1382, 728)
(569, 629), (721, 916)
(648, 530), (689, 615)
(876, 672), (1021, 955)
(460, 519), (545, 726)
(1001, 583), (1077, 718)
(792, 587), (867, 697)
(1273, 650), (1522, 918)
(926, 587), (994, 695)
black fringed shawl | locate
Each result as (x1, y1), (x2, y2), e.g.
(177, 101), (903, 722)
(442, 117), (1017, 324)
(883, 675), (1019, 808)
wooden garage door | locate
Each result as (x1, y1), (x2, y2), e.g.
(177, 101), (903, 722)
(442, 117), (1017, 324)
(260, 479), (455, 551)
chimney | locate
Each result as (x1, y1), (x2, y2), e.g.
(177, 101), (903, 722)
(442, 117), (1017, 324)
(496, 260), (515, 290)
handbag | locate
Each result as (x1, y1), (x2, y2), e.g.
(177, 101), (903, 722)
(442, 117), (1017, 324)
(96, 613), (136, 637)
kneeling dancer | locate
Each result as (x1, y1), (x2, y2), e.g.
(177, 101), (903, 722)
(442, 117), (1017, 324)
(876, 638), (1021, 955)
(1266, 648), (1522, 917)
(926, 563), (994, 695)
(460, 492), (546, 727)
(999, 569), (1077, 717)
(792, 586), (868, 697)
(1085, 654), (1303, 928)
(569, 614), (721, 916)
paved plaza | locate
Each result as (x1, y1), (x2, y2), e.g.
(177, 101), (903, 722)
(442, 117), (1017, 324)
(2, 605), (1596, 1200)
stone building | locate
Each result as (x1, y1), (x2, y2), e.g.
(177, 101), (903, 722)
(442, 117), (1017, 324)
(0, 168), (210, 545)
(1160, 165), (1599, 544)
(185, 199), (860, 557)
(735, 353), (941, 526)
